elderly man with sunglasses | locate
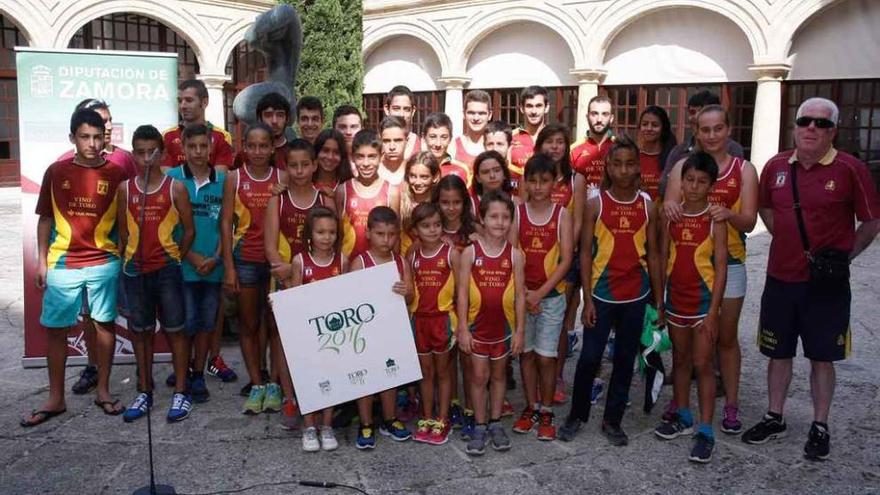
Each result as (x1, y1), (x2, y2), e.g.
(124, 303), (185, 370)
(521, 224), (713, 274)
(743, 97), (880, 460)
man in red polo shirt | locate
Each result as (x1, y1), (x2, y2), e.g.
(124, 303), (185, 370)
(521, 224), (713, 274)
(510, 86), (550, 191)
(570, 95), (615, 197)
(163, 79), (234, 172)
(743, 97), (880, 461)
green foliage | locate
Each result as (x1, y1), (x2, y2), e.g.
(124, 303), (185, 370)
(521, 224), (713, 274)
(280, 0), (364, 119)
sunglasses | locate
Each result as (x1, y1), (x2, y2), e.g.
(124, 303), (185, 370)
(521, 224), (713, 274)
(795, 116), (835, 129)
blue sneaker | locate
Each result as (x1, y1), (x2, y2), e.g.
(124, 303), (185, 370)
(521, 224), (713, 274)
(380, 419), (412, 441)
(190, 374), (210, 403)
(356, 424), (376, 450)
(167, 393), (192, 422)
(590, 378), (605, 405)
(123, 392), (152, 423)
(460, 410), (477, 440)
(450, 401), (464, 429)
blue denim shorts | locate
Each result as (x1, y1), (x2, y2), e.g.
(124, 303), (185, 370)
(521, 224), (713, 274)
(524, 294), (567, 357)
(123, 264), (185, 333)
(183, 281), (221, 335)
(234, 260), (271, 288)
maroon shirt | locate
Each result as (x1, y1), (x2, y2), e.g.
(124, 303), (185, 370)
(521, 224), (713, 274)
(760, 148), (879, 282)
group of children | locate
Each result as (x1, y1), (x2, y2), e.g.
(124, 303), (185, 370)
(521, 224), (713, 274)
(40, 81), (755, 464)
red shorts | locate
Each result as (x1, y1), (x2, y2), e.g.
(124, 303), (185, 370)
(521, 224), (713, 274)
(411, 313), (455, 355)
(666, 312), (705, 328)
(471, 337), (511, 360)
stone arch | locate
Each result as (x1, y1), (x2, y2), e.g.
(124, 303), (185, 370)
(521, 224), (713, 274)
(216, 20), (257, 76)
(363, 21), (449, 76)
(772, 0), (862, 60)
(0, 6), (39, 46)
(364, 34), (443, 93)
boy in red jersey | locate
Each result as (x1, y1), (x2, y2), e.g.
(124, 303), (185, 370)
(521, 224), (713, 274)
(233, 92), (291, 170)
(117, 125), (195, 423)
(163, 79), (233, 172)
(510, 154), (573, 441)
(510, 86), (550, 181)
(450, 90), (492, 165)
(22, 110), (130, 427)
(350, 207), (414, 449)
(422, 113), (472, 187)
(296, 96), (324, 145)
(378, 116), (408, 187)
(570, 95), (616, 197)
(384, 85), (422, 158)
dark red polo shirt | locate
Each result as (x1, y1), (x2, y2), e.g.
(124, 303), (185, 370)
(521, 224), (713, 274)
(162, 122), (234, 169)
(760, 148), (879, 282)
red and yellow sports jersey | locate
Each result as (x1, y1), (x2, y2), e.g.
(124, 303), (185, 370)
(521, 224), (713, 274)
(410, 244), (456, 316)
(341, 180), (392, 261)
(639, 151), (662, 201)
(509, 129), (535, 187)
(709, 157), (746, 265)
(278, 187), (325, 263)
(570, 134), (614, 187)
(591, 191), (650, 303)
(442, 228), (470, 252)
(232, 143), (288, 171)
(440, 155), (473, 188)
(452, 136), (480, 167)
(123, 176), (181, 275)
(518, 203), (565, 297)
(665, 206), (714, 320)
(550, 175), (575, 212)
(162, 123), (233, 169)
(358, 250), (405, 278)
(35, 157), (127, 269)
(300, 251), (344, 285)
(232, 165), (280, 263)
(467, 240), (516, 343)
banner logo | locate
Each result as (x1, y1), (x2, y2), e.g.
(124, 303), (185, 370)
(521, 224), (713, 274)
(30, 65), (53, 98)
(310, 303), (375, 354)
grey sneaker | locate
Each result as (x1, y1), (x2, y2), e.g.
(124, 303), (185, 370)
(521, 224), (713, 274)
(558, 417), (582, 442)
(654, 414), (694, 440)
(465, 425), (487, 456)
(488, 422), (511, 451)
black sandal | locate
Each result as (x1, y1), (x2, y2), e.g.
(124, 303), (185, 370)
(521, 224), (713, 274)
(20, 408), (67, 427)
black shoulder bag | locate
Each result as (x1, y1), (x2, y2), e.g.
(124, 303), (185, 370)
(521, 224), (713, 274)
(789, 162), (851, 282)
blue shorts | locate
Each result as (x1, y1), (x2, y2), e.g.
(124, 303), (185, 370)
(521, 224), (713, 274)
(183, 281), (221, 335)
(234, 260), (270, 288)
(41, 259), (120, 328)
(124, 264), (185, 333)
(80, 267), (129, 318)
(524, 294), (567, 357)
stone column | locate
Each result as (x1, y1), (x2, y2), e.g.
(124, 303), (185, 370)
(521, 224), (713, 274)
(197, 74), (233, 129)
(569, 68), (607, 139)
(437, 75), (471, 135)
(748, 64), (790, 174)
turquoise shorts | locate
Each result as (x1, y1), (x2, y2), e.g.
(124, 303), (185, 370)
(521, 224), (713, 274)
(41, 259), (120, 328)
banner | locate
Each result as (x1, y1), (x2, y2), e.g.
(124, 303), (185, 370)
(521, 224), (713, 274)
(270, 263), (422, 415)
(16, 48), (179, 367)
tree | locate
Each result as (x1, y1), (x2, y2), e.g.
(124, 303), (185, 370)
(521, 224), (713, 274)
(281, 0), (364, 119)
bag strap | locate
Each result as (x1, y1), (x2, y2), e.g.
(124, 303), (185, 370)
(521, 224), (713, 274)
(789, 161), (811, 257)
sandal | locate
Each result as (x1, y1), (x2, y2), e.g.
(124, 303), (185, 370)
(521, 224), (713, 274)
(94, 399), (123, 416)
(20, 408), (67, 428)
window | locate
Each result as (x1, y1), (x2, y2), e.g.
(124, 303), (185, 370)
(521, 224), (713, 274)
(782, 79), (880, 188)
(223, 41), (267, 150)
(362, 91), (445, 133)
(0, 15), (25, 186)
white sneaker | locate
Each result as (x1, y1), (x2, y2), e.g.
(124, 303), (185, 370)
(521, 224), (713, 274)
(320, 425), (338, 451)
(302, 427), (320, 452)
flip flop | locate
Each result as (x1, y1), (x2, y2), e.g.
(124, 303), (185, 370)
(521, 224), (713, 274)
(20, 408), (67, 428)
(94, 399), (123, 416)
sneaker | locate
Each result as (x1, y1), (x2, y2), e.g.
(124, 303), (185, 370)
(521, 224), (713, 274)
(72, 365), (98, 394)
(413, 419), (434, 443)
(190, 374), (210, 403)
(450, 402), (464, 429)
(279, 399), (301, 430)
(427, 419), (451, 446)
(688, 432), (715, 463)
(536, 410), (556, 441)
(501, 399), (514, 418)
(242, 385), (265, 415)
(601, 421), (628, 446)
(123, 392), (152, 423)
(590, 378), (605, 405)
(302, 426), (320, 452)
(654, 414), (694, 440)
(465, 425), (487, 456)
(742, 413), (787, 445)
(488, 422), (511, 451)
(262, 383), (282, 413)
(460, 410), (476, 440)
(379, 419), (412, 441)
(165, 366), (193, 389)
(803, 422), (830, 461)
(319, 425), (338, 451)
(661, 400), (678, 422)
(553, 378), (567, 405)
(356, 424), (376, 450)
(721, 405), (743, 435)
(207, 355), (238, 383)
(512, 407), (538, 434)
(166, 393), (192, 422)
(557, 417), (582, 442)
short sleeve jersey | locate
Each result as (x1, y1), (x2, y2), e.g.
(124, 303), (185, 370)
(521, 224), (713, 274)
(570, 134), (614, 187)
(163, 122), (234, 169)
(166, 164), (225, 283)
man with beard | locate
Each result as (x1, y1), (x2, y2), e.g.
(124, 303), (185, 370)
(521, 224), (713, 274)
(570, 95), (616, 199)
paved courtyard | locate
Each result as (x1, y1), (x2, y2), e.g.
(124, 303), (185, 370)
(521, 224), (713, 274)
(0, 187), (877, 495)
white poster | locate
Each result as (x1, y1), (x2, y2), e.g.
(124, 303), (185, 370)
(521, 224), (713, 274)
(269, 263), (422, 415)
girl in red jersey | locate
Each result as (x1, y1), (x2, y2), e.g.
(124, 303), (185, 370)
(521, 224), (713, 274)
(336, 130), (401, 262)
(222, 123), (284, 415)
(408, 203), (461, 446)
(470, 150), (517, 226)
(654, 152), (727, 464)
(284, 206), (347, 452)
(312, 129), (351, 203)
(637, 106), (677, 201)
(399, 151), (440, 256)
(457, 190), (526, 456)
